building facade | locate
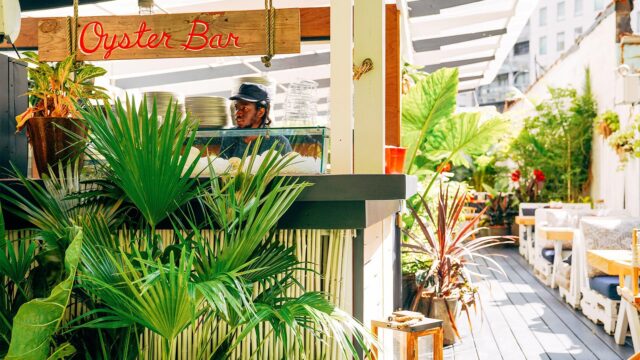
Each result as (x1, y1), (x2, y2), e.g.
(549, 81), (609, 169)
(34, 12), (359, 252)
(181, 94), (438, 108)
(478, 0), (614, 110)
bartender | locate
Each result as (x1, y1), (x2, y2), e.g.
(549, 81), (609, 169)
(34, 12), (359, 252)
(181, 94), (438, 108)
(219, 83), (292, 159)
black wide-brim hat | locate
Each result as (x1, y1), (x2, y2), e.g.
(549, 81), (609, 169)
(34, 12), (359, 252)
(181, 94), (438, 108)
(230, 83), (270, 103)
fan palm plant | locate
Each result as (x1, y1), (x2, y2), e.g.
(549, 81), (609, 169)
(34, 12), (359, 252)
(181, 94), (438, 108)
(71, 143), (374, 359)
(79, 96), (202, 230)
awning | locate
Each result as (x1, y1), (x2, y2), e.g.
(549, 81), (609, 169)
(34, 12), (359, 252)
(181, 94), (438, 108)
(14, 0), (537, 119)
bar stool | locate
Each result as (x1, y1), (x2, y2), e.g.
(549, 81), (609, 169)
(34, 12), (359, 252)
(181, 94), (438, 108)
(371, 317), (444, 360)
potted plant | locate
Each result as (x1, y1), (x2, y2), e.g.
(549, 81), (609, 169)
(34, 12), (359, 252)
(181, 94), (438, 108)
(607, 127), (635, 167)
(510, 168), (545, 203)
(14, 51), (108, 177)
(594, 110), (620, 139)
(402, 184), (511, 345)
(484, 192), (518, 236)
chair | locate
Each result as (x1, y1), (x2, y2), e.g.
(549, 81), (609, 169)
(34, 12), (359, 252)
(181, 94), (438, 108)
(575, 217), (640, 334)
(518, 203), (547, 262)
(616, 229), (640, 351)
(532, 206), (591, 288)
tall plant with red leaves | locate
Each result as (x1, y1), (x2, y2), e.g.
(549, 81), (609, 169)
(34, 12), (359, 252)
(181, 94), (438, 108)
(402, 184), (512, 337)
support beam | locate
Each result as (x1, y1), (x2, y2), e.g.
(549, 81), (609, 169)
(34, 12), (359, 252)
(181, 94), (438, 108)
(385, 5), (401, 147)
(18, 0), (112, 11)
(459, 74), (484, 82)
(413, 28), (507, 52)
(354, 0), (385, 174)
(408, 0), (484, 18)
(421, 55), (495, 72)
(330, 0), (354, 174)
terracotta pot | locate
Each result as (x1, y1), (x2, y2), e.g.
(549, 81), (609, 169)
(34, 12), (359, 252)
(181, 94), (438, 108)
(26, 117), (85, 177)
(597, 122), (612, 138)
(429, 296), (460, 345)
(488, 225), (508, 237)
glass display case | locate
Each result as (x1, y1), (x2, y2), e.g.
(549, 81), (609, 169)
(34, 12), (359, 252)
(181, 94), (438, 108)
(194, 126), (329, 174)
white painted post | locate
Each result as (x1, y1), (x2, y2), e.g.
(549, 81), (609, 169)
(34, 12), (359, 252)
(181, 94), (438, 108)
(354, 0), (385, 174)
(329, 0), (354, 174)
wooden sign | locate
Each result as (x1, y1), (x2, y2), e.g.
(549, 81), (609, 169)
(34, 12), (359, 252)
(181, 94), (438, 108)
(37, 9), (300, 61)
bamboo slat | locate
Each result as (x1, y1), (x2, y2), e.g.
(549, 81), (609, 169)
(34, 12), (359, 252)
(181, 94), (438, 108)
(5, 228), (352, 359)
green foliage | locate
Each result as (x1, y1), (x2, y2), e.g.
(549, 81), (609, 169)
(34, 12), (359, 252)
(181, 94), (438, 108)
(5, 229), (81, 360)
(510, 69), (596, 202)
(595, 110), (620, 137)
(15, 52), (108, 131)
(402, 68), (458, 174)
(79, 96), (202, 228)
(484, 193), (518, 226)
(401, 66), (512, 201)
(2, 99), (376, 358)
(464, 154), (510, 195)
(424, 113), (509, 168)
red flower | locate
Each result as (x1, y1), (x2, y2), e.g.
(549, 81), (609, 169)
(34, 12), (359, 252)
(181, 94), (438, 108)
(510, 169), (521, 182)
(533, 169), (545, 182)
(438, 162), (451, 173)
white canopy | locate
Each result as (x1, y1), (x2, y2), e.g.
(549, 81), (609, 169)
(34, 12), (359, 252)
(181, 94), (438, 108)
(17, 0), (537, 119)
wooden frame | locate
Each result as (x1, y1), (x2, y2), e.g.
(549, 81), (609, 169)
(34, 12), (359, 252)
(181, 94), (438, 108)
(371, 319), (444, 360)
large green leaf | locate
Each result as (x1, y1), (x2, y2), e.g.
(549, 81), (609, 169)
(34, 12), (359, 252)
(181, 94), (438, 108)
(80, 96), (202, 227)
(6, 229), (82, 360)
(424, 113), (510, 167)
(401, 68), (459, 173)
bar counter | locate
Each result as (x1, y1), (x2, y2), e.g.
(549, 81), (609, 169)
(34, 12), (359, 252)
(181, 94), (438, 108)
(0, 174), (417, 230)
(0, 174), (417, 330)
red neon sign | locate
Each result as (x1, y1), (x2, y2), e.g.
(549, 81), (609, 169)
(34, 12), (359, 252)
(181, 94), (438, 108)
(79, 19), (242, 60)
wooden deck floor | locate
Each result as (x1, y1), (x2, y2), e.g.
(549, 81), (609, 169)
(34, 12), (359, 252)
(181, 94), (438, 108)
(417, 246), (635, 360)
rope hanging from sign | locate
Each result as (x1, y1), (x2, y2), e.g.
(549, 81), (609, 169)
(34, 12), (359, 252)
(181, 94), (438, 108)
(261, 0), (276, 67)
(66, 0), (80, 57)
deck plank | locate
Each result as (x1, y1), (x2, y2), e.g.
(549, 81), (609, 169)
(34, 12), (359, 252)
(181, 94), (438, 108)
(409, 246), (634, 360)
(471, 255), (552, 360)
(489, 250), (598, 360)
(469, 269), (522, 360)
(502, 247), (633, 359)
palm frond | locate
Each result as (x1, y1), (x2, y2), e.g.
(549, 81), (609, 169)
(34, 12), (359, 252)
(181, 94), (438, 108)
(79, 96), (202, 228)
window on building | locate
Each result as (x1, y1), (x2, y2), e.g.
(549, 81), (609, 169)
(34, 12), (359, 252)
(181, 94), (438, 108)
(540, 36), (547, 55)
(514, 72), (530, 90)
(514, 41), (530, 56)
(575, 27), (583, 38)
(496, 74), (509, 88)
(575, 0), (583, 16)
(557, 1), (566, 21)
(539, 7), (547, 26)
(594, 0), (604, 10)
(557, 32), (565, 51)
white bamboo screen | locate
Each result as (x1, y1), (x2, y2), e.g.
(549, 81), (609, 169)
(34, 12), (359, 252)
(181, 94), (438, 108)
(7, 228), (354, 359)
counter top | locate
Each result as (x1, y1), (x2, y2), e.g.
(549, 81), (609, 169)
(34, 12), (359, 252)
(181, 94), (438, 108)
(0, 174), (417, 230)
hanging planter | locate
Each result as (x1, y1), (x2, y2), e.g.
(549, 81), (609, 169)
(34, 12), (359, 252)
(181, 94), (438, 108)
(594, 110), (620, 139)
(26, 117), (85, 177)
(14, 52), (108, 177)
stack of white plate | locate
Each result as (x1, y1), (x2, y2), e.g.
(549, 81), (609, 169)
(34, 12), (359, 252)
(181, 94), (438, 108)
(143, 91), (184, 116)
(185, 96), (230, 128)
